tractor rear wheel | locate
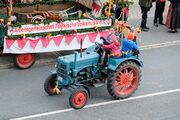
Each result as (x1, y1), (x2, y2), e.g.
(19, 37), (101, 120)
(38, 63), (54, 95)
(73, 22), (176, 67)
(44, 74), (62, 95)
(107, 61), (141, 99)
(69, 87), (89, 109)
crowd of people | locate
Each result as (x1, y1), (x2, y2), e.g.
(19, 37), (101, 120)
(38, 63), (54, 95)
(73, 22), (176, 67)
(139, 0), (180, 33)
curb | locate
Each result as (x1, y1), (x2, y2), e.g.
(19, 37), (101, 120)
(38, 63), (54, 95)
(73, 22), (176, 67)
(0, 51), (73, 69)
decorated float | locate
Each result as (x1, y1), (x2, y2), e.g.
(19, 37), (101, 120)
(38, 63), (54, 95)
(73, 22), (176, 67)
(0, 0), (133, 69)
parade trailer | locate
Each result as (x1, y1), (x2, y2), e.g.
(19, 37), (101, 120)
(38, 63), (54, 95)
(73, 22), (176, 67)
(0, 0), (122, 69)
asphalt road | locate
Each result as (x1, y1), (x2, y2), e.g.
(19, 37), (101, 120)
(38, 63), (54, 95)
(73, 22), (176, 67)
(1, 17), (180, 120)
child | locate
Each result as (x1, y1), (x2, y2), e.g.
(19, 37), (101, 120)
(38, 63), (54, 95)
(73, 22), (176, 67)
(101, 34), (121, 65)
(122, 34), (139, 57)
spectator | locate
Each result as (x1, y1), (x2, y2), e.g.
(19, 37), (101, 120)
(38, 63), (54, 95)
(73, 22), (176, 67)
(168, 0), (180, 33)
(154, 0), (166, 27)
(166, 2), (172, 28)
(139, 0), (153, 32)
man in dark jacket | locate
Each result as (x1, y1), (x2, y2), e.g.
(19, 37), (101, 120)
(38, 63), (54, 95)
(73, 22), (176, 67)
(154, 0), (166, 27)
(139, 0), (153, 32)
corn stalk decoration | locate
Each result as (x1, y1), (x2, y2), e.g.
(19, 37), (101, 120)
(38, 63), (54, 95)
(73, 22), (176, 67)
(7, 0), (12, 25)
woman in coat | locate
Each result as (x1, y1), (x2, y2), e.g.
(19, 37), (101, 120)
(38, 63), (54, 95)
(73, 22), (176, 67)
(168, 0), (180, 33)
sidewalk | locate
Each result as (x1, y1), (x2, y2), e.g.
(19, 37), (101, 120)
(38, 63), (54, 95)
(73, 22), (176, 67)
(128, 1), (170, 20)
(0, 1), (172, 69)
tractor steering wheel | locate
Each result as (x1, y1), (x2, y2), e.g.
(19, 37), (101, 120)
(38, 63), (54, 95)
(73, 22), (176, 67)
(94, 42), (102, 53)
(95, 42), (102, 48)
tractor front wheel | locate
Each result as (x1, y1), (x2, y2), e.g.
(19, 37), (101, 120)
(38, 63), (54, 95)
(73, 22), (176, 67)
(107, 61), (141, 99)
(69, 87), (89, 109)
(13, 53), (36, 69)
(44, 74), (62, 95)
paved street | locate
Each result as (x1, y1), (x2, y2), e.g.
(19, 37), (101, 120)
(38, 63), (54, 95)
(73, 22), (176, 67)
(1, 1), (180, 120)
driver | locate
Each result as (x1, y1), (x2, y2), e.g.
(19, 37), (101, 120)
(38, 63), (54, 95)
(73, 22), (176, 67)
(101, 34), (122, 65)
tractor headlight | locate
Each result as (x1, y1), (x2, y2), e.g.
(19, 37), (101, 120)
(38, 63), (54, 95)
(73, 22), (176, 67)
(67, 70), (72, 75)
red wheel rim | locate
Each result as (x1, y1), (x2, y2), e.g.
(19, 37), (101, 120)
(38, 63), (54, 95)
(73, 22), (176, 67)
(73, 91), (87, 107)
(114, 66), (139, 96)
(17, 54), (35, 68)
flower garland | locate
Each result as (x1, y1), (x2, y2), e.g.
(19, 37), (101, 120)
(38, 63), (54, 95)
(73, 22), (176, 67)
(6, 26), (111, 39)
(0, 0), (75, 7)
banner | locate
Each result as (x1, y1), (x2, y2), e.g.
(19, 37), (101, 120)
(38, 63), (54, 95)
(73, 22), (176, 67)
(8, 19), (112, 36)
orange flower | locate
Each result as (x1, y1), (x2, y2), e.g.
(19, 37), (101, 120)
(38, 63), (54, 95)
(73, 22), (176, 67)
(47, 33), (52, 37)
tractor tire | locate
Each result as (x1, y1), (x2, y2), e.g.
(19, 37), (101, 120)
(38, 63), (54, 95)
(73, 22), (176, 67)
(44, 74), (62, 95)
(69, 87), (89, 109)
(13, 53), (36, 69)
(107, 61), (141, 99)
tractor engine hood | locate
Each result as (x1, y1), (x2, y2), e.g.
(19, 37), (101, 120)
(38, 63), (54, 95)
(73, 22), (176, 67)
(57, 51), (100, 77)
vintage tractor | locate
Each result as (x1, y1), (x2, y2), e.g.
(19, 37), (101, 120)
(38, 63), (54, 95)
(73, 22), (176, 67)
(44, 40), (143, 109)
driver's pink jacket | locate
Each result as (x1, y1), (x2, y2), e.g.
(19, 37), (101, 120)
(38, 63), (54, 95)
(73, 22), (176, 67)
(103, 42), (121, 57)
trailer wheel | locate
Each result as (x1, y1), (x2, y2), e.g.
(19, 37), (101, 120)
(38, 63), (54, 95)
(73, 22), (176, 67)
(107, 61), (141, 99)
(44, 74), (62, 95)
(14, 53), (36, 69)
(69, 87), (89, 109)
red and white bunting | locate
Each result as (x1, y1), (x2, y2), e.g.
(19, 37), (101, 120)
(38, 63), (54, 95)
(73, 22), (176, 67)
(100, 31), (109, 38)
(6, 39), (16, 48)
(53, 36), (63, 47)
(88, 32), (98, 43)
(76, 34), (87, 43)
(65, 35), (75, 45)
(29, 39), (39, 49)
(3, 31), (110, 54)
(17, 38), (29, 49)
(41, 38), (51, 48)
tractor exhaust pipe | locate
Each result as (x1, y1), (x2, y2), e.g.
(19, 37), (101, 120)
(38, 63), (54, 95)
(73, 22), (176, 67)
(80, 39), (83, 58)
(73, 51), (78, 69)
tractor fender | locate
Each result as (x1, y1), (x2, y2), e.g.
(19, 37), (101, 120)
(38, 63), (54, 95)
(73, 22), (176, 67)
(74, 84), (91, 98)
(107, 56), (143, 71)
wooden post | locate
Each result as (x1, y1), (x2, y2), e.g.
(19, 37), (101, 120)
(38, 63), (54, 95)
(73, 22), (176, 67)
(7, 0), (12, 25)
(120, 9), (125, 48)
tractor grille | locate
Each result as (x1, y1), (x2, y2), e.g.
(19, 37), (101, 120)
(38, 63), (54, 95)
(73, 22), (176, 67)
(57, 63), (67, 79)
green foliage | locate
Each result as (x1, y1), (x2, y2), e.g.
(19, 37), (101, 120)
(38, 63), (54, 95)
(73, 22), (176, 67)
(116, 0), (134, 8)
(0, 0), (74, 7)
(6, 26), (111, 39)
